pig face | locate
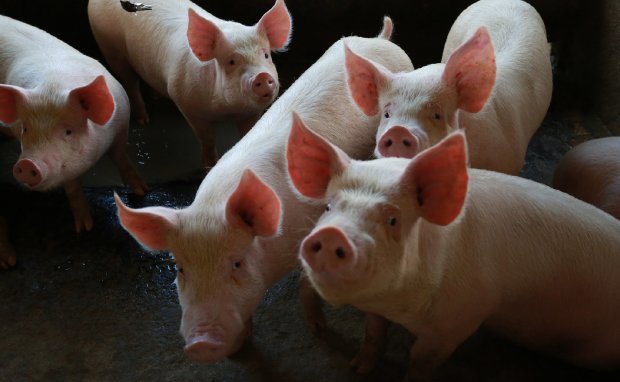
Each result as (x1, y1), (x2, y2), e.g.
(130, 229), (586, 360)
(345, 27), (495, 159)
(0, 76), (114, 190)
(115, 169), (282, 362)
(186, 0), (292, 113)
(287, 113), (468, 305)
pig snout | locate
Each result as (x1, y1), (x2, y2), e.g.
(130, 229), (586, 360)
(183, 322), (250, 363)
(377, 126), (421, 158)
(13, 158), (46, 188)
(251, 72), (276, 100)
(301, 226), (357, 273)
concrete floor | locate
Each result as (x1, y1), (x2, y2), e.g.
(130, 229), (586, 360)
(1, 94), (619, 381)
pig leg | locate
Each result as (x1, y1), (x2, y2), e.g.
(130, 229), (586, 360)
(108, 128), (148, 196)
(350, 313), (389, 374)
(0, 217), (16, 269)
(182, 112), (218, 168)
(99, 51), (150, 124)
(63, 179), (93, 233)
(299, 272), (327, 333)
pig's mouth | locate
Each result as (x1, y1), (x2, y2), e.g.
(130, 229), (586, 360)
(183, 320), (251, 363)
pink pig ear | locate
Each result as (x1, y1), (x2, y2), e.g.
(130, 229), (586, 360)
(442, 27), (496, 113)
(345, 43), (391, 117)
(69, 75), (115, 125)
(114, 193), (179, 251)
(257, 0), (292, 51)
(0, 84), (27, 124)
(286, 111), (350, 199)
(226, 169), (281, 237)
(400, 131), (469, 226)
(187, 8), (226, 62)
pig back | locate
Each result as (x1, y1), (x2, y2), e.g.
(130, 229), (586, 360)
(441, 0), (552, 175)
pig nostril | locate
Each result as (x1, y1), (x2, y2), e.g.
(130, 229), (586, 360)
(403, 139), (412, 147)
(335, 247), (345, 259)
(255, 83), (261, 87)
(16, 167), (22, 174)
(31, 170), (37, 177)
(384, 139), (393, 147)
(311, 242), (322, 252)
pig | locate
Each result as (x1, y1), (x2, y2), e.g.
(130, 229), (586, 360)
(0, 15), (147, 239)
(287, 122), (620, 380)
(553, 136), (620, 219)
(87, 0), (293, 167)
(113, 19), (413, 363)
(345, 0), (552, 175)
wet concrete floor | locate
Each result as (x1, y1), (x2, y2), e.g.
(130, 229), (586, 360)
(1, 95), (619, 381)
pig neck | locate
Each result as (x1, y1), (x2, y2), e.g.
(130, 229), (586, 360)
(354, 213), (487, 331)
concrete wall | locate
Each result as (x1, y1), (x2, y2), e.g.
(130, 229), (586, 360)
(596, 0), (620, 133)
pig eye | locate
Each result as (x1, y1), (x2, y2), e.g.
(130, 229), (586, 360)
(264, 52), (270, 59)
(229, 59), (236, 66)
(389, 217), (398, 226)
(384, 111), (390, 119)
(65, 129), (72, 136)
(325, 203), (332, 212)
(22, 127), (27, 134)
(233, 261), (242, 269)
(434, 113), (441, 120)
(177, 267), (184, 275)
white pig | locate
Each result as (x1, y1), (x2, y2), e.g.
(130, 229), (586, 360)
(287, 124), (620, 380)
(553, 136), (620, 220)
(0, 15), (146, 237)
(113, 19), (413, 363)
(88, 0), (292, 167)
(346, 0), (552, 175)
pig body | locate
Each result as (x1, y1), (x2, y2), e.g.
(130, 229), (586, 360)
(553, 137), (620, 219)
(289, 129), (620, 379)
(346, 0), (552, 175)
(115, 24), (413, 362)
(0, 15), (145, 237)
(87, 0), (292, 166)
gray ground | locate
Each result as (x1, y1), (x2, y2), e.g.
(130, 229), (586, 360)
(1, 96), (618, 382)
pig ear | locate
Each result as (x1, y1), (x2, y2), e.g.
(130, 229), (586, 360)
(226, 169), (281, 237)
(287, 111), (350, 199)
(187, 8), (227, 62)
(69, 75), (115, 125)
(400, 131), (468, 226)
(442, 27), (496, 113)
(114, 193), (179, 251)
(256, 0), (292, 51)
(0, 84), (27, 124)
(345, 43), (392, 117)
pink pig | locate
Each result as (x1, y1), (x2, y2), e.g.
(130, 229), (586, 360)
(88, 0), (292, 166)
(0, 16), (146, 242)
(553, 137), (620, 220)
(345, 0), (552, 175)
(288, 124), (620, 380)
(113, 20), (413, 363)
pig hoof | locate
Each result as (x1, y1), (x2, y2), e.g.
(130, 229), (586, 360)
(350, 345), (380, 374)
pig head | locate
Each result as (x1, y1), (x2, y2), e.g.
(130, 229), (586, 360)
(114, 169), (282, 362)
(345, 27), (494, 160)
(0, 75), (115, 190)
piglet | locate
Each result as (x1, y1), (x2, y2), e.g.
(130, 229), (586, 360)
(114, 19), (413, 363)
(88, 0), (292, 167)
(553, 136), (620, 219)
(346, 0), (552, 175)
(0, 15), (146, 241)
(288, 123), (620, 380)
